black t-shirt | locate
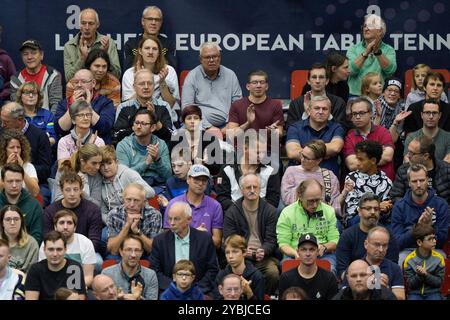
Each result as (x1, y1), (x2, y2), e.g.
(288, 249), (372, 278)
(278, 266), (338, 300)
(428, 167), (436, 189)
(25, 259), (86, 300)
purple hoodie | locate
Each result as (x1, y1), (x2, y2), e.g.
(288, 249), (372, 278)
(0, 49), (16, 101)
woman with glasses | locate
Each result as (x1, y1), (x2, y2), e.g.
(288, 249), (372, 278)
(122, 35), (179, 123)
(281, 139), (343, 217)
(0, 130), (40, 197)
(15, 81), (56, 146)
(57, 100), (105, 166)
(0, 205), (38, 273)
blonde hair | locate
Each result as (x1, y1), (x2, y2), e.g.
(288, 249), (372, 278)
(361, 72), (381, 96)
(412, 64), (430, 90)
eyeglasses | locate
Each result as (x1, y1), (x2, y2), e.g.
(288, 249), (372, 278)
(407, 150), (423, 157)
(422, 111), (440, 117)
(73, 79), (93, 85)
(143, 17), (162, 23)
(176, 272), (193, 278)
(201, 55), (220, 61)
(3, 217), (20, 223)
(305, 198), (321, 206)
(351, 111), (370, 118)
(22, 91), (38, 96)
(133, 121), (152, 126)
(249, 80), (267, 85)
(300, 153), (316, 161)
(360, 206), (380, 212)
(423, 236), (436, 241)
(75, 112), (93, 119)
(386, 88), (400, 95)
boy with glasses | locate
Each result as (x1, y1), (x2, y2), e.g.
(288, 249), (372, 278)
(160, 259), (204, 300)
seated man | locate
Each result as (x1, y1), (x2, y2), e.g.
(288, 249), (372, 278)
(278, 233), (338, 300)
(63, 8), (121, 81)
(106, 183), (162, 256)
(116, 109), (172, 192)
(0, 163), (42, 244)
(286, 95), (345, 177)
(54, 69), (115, 144)
(342, 140), (393, 227)
(91, 274), (142, 300)
(150, 202), (219, 295)
(102, 235), (158, 300)
(277, 179), (340, 273)
(114, 69), (173, 144)
(343, 97), (395, 181)
(391, 163), (449, 265)
(218, 274), (250, 301)
(9, 39), (62, 113)
(0, 239), (25, 300)
(25, 231), (86, 300)
(181, 41), (242, 130)
(39, 209), (96, 288)
(43, 171), (102, 253)
(336, 192), (399, 279)
(163, 164), (223, 249)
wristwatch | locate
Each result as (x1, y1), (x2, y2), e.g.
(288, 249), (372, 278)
(373, 49), (382, 56)
(361, 52), (368, 58)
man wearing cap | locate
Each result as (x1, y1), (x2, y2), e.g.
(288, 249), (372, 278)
(10, 39), (62, 114)
(346, 14), (396, 96)
(403, 99), (450, 163)
(277, 178), (340, 273)
(163, 164), (223, 249)
(278, 233), (338, 300)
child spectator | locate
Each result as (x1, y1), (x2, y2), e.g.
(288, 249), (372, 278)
(403, 223), (445, 300)
(361, 72), (383, 106)
(160, 259), (205, 300)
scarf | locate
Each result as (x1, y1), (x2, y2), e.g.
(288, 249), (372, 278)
(377, 96), (403, 129)
(70, 128), (92, 146)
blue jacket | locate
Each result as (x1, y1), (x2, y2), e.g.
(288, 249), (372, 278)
(25, 108), (56, 141)
(160, 282), (205, 300)
(54, 94), (115, 144)
(391, 189), (449, 250)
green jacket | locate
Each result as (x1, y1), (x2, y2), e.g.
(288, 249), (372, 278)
(63, 32), (121, 81)
(276, 201), (339, 250)
(0, 189), (43, 244)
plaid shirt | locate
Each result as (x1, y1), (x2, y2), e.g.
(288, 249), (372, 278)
(107, 204), (163, 239)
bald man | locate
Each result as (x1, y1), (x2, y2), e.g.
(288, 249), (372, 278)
(92, 274), (118, 300)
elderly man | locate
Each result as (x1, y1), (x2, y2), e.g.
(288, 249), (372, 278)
(124, 6), (177, 70)
(150, 202), (219, 295)
(223, 173), (279, 295)
(106, 183), (162, 256)
(54, 69), (115, 144)
(181, 41), (242, 130)
(0, 102), (51, 185)
(63, 7), (121, 81)
(286, 95), (345, 177)
(343, 97), (395, 181)
(114, 69), (173, 144)
(91, 274), (142, 300)
(9, 39), (62, 113)
(346, 14), (396, 96)
(277, 179), (340, 273)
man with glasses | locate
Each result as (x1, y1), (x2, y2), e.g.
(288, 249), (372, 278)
(337, 193), (399, 280)
(343, 96), (395, 180)
(124, 6), (177, 71)
(287, 63), (348, 131)
(182, 41), (242, 131)
(10, 39), (62, 114)
(392, 164), (449, 266)
(116, 108), (172, 191)
(63, 8), (121, 81)
(225, 70), (284, 136)
(55, 69), (115, 144)
(163, 164), (223, 249)
(102, 234), (158, 300)
(286, 95), (345, 177)
(114, 69), (173, 144)
(403, 100), (450, 163)
(277, 179), (340, 273)
(390, 136), (450, 205)
(346, 14), (396, 97)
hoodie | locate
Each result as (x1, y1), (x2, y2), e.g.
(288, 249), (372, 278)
(0, 189), (43, 244)
(160, 281), (205, 300)
(391, 189), (449, 250)
(101, 164), (155, 223)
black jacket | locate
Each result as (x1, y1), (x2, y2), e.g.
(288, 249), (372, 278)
(332, 286), (397, 300)
(24, 124), (52, 184)
(223, 198), (278, 257)
(389, 159), (450, 204)
(215, 164), (280, 212)
(403, 100), (450, 135)
(286, 92), (350, 131)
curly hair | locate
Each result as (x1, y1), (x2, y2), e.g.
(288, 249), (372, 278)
(15, 81), (43, 110)
(0, 129), (31, 166)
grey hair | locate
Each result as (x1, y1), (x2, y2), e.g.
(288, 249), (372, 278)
(171, 201), (192, 217)
(358, 192), (380, 208)
(142, 6), (163, 19)
(69, 100), (92, 121)
(124, 183), (146, 199)
(364, 14), (386, 37)
(309, 95), (331, 109)
(199, 42), (221, 57)
(79, 8), (100, 25)
(367, 225), (390, 240)
(134, 68), (154, 84)
(238, 173), (260, 189)
(3, 102), (25, 120)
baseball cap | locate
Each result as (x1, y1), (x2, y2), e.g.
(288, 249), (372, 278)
(297, 233), (319, 248)
(20, 39), (42, 51)
(188, 164), (210, 178)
